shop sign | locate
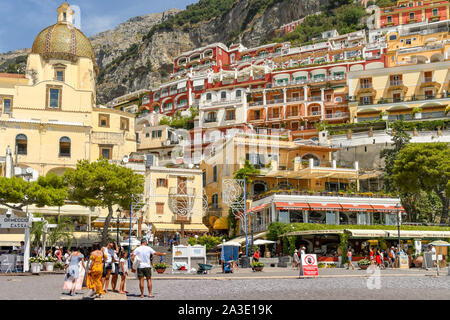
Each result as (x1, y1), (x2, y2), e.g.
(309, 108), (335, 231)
(299, 254), (319, 276)
(0, 215), (31, 229)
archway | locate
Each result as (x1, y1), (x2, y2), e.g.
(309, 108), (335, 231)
(252, 180), (268, 196)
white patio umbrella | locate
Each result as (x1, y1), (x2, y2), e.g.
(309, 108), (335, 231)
(218, 241), (241, 247)
(120, 237), (141, 247)
(253, 239), (276, 245)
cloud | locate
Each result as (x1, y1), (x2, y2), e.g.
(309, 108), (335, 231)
(82, 15), (119, 35)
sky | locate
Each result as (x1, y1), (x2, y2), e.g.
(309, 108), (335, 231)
(0, 0), (197, 53)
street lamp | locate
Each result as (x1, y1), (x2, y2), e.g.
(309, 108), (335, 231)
(396, 203), (401, 267)
(116, 208), (121, 244)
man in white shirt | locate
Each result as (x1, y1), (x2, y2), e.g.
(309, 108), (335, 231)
(101, 241), (118, 293)
(132, 238), (167, 298)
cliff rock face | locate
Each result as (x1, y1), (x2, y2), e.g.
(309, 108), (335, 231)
(96, 0), (325, 104)
(0, 0), (325, 104)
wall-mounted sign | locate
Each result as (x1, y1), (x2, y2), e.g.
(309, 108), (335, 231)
(0, 215), (31, 229)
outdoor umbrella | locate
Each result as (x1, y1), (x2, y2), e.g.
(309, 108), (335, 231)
(428, 240), (450, 246)
(218, 241), (242, 247)
(253, 239), (276, 245)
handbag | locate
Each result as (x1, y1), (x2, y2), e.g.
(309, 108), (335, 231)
(131, 255), (140, 272)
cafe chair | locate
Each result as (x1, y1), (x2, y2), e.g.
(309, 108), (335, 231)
(0, 256), (14, 273)
(15, 256), (24, 273)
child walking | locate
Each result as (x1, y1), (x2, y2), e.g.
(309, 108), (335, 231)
(119, 251), (129, 294)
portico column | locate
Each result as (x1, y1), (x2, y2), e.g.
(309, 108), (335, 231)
(24, 222), (31, 272)
(303, 86), (308, 101)
(283, 88), (287, 119)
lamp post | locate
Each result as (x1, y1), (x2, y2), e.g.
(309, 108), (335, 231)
(116, 208), (121, 245)
(396, 203), (401, 268)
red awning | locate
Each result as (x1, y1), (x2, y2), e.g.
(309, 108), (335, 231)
(370, 204), (404, 212)
(248, 203), (269, 213)
(275, 202), (309, 210)
(340, 203), (373, 212)
(307, 203), (342, 211)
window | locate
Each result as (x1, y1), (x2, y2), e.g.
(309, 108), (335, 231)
(157, 179), (168, 187)
(145, 132), (150, 138)
(152, 130), (162, 139)
(432, 8), (438, 16)
(213, 165), (217, 182)
(409, 12), (414, 20)
(226, 109), (235, 121)
(156, 202), (164, 215)
(59, 136), (71, 157)
(406, 39), (411, 45)
(120, 117), (129, 131)
(206, 112), (216, 122)
(206, 93), (212, 100)
(389, 34), (397, 40)
(235, 90), (241, 98)
(409, 2), (413, 7)
(100, 146), (112, 160)
(98, 114), (110, 127)
(221, 91), (226, 99)
(202, 171), (206, 187)
(47, 86), (62, 109)
(212, 194), (219, 209)
(16, 134), (27, 155)
(2, 98), (12, 114)
(387, 16), (392, 23)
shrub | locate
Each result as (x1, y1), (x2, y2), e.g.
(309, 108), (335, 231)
(357, 259), (371, 266)
(153, 263), (169, 269)
(252, 261), (264, 268)
(187, 235), (223, 251)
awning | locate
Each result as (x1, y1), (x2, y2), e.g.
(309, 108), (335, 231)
(308, 203), (342, 211)
(346, 229), (389, 238)
(371, 204), (404, 212)
(227, 231), (268, 244)
(248, 203), (269, 213)
(340, 203), (373, 212)
(213, 217), (228, 230)
(386, 230), (450, 238)
(281, 230), (344, 237)
(177, 81), (187, 89)
(275, 202), (309, 210)
(152, 223), (208, 232)
(192, 79), (205, 87)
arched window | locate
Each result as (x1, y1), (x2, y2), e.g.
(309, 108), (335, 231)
(212, 194), (219, 209)
(221, 91), (227, 99)
(302, 153), (320, 166)
(59, 136), (71, 157)
(16, 134), (27, 155)
(277, 181), (293, 190)
(206, 93), (212, 100)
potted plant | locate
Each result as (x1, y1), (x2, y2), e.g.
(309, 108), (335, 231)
(357, 259), (371, 270)
(252, 262), (264, 272)
(154, 262), (169, 274)
(412, 107), (422, 119)
(54, 261), (65, 271)
(318, 262), (327, 268)
(44, 256), (56, 272)
(29, 257), (44, 274)
(380, 111), (388, 120)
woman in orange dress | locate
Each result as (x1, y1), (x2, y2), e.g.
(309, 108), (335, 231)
(87, 244), (106, 297)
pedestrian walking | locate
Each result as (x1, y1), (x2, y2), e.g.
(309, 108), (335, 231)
(293, 249), (300, 269)
(86, 244), (105, 297)
(101, 241), (118, 293)
(119, 251), (129, 294)
(389, 246), (395, 268)
(375, 250), (382, 268)
(131, 238), (167, 298)
(63, 248), (86, 296)
(111, 242), (120, 292)
(300, 246), (306, 255)
(346, 248), (355, 270)
(55, 246), (63, 261)
(253, 248), (260, 263)
(369, 247), (374, 265)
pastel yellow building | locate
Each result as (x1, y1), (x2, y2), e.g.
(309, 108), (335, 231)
(144, 166), (208, 237)
(0, 3), (136, 177)
(348, 59), (450, 122)
(200, 134), (360, 232)
(385, 19), (449, 67)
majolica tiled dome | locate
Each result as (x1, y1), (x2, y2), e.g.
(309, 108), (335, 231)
(31, 22), (96, 63)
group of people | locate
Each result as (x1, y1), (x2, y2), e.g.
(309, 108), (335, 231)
(292, 246), (306, 269)
(62, 239), (166, 298)
(346, 246), (407, 269)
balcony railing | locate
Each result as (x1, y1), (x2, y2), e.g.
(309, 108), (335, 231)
(423, 77), (433, 82)
(249, 101), (264, 107)
(390, 80), (403, 86)
(309, 111), (322, 116)
(356, 93), (450, 106)
(266, 98), (283, 105)
(249, 116), (263, 121)
(268, 113), (281, 119)
(286, 111), (299, 117)
(204, 118), (217, 123)
(309, 96), (322, 102)
(325, 112), (349, 119)
(169, 187), (196, 196)
(360, 83), (373, 89)
(286, 97), (303, 103)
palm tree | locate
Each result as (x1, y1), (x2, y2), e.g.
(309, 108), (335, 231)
(47, 216), (75, 248)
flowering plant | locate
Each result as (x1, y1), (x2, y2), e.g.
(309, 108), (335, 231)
(153, 263), (169, 269)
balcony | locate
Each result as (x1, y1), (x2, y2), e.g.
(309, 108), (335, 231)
(286, 111), (299, 118)
(356, 93), (450, 106)
(309, 111), (322, 116)
(286, 97), (303, 103)
(266, 98), (283, 106)
(249, 101), (264, 107)
(308, 96), (323, 102)
(325, 112), (349, 120)
(204, 118), (217, 123)
(249, 115), (263, 121)
(268, 113), (281, 120)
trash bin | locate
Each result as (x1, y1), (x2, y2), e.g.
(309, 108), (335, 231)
(239, 256), (250, 268)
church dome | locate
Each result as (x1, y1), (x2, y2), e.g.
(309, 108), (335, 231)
(31, 3), (96, 66)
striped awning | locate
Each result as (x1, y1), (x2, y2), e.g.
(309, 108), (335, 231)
(275, 202), (309, 210)
(308, 203), (342, 211)
(340, 204), (373, 212)
(248, 203), (269, 213)
(371, 204), (404, 212)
